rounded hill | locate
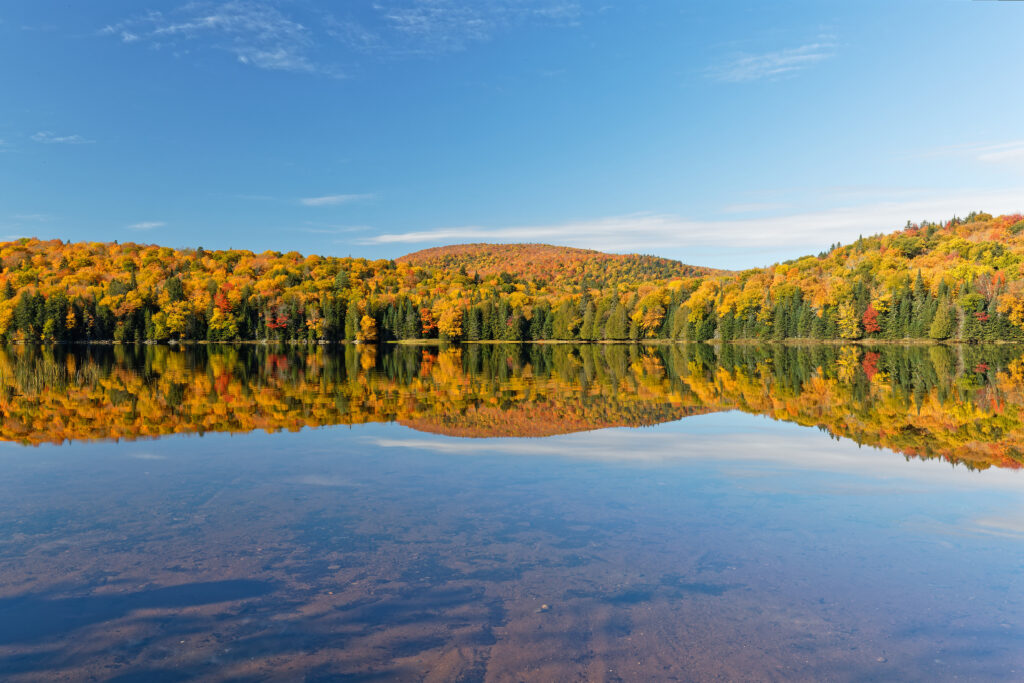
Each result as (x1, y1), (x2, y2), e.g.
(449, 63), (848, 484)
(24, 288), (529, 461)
(398, 243), (723, 289)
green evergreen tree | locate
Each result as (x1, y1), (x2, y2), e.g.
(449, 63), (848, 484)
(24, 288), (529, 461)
(344, 302), (360, 340)
(605, 304), (628, 340)
(581, 302), (597, 341)
(928, 304), (956, 340)
(165, 275), (185, 302)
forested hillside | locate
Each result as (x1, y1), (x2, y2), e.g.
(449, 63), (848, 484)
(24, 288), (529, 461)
(705, 211), (1024, 343)
(1, 211), (1024, 343)
(397, 243), (720, 287)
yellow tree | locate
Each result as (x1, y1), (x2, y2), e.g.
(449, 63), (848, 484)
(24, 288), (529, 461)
(837, 302), (861, 339)
(631, 289), (667, 337)
(164, 301), (191, 338)
(358, 315), (378, 342)
(436, 304), (463, 339)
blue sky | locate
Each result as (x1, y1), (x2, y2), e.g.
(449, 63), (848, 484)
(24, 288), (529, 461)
(1, 0), (1023, 269)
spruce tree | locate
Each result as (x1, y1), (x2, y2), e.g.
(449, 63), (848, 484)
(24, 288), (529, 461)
(344, 303), (360, 340)
(928, 304), (955, 340)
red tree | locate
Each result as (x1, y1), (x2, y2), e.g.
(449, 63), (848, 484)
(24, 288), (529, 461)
(214, 291), (233, 313)
(862, 303), (881, 334)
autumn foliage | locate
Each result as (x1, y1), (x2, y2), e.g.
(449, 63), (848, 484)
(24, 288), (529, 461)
(3, 211), (1024, 342)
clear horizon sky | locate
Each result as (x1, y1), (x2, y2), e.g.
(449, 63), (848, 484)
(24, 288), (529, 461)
(2, 0), (1023, 270)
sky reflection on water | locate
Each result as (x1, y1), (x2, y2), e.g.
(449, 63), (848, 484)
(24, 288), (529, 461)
(0, 410), (1021, 681)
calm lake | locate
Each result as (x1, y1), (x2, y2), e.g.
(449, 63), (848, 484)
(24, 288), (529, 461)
(0, 343), (1021, 681)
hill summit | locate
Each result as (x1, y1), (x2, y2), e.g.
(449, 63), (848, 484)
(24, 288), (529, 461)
(398, 243), (723, 287)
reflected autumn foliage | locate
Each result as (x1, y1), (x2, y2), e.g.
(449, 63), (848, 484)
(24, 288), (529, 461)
(2, 343), (1023, 470)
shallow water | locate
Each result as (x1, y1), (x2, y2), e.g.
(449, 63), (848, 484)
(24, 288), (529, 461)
(0, 344), (1021, 680)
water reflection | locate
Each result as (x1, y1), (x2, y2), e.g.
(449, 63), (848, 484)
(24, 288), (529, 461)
(0, 344), (1022, 680)
(2, 342), (1024, 469)
(0, 421), (1020, 680)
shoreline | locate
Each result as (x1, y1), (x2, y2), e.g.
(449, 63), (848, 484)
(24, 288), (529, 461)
(3, 337), (1021, 347)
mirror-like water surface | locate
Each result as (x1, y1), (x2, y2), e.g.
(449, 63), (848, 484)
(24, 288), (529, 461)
(4, 343), (1024, 470)
(0, 344), (1021, 680)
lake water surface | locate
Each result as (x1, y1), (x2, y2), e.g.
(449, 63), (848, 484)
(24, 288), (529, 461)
(0, 344), (1021, 681)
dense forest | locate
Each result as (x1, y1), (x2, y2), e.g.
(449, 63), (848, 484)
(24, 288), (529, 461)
(2, 211), (1024, 343)
(2, 343), (1022, 471)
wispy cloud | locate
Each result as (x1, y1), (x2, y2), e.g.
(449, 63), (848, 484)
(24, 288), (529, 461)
(31, 131), (94, 144)
(300, 223), (369, 234)
(708, 42), (835, 83)
(228, 192), (373, 207)
(100, 1), (337, 75)
(12, 213), (52, 222)
(299, 193), (374, 207)
(19, 24), (59, 33)
(232, 193), (277, 201)
(327, 0), (581, 56)
(324, 16), (386, 53)
(919, 140), (1024, 166)
(720, 202), (790, 214)
(359, 187), (1024, 259)
(975, 142), (1024, 163)
(102, 1), (581, 73)
(127, 221), (166, 230)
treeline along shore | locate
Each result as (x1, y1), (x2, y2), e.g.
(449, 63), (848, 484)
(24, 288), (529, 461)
(3, 211), (1024, 344)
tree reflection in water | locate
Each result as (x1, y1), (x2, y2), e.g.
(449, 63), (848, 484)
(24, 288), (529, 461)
(1, 342), (1022, 470)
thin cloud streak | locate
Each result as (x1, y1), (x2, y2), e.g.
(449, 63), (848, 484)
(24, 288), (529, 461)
(708, 42), (835, 82)
(232, 193), (277, 201)
(720, 202), (790, 214)
(300, 225), (368, 234)
(360, 188), (1024, 258)
(975, 142), (1024, 163)
(908, 140), (1024, 167)
(300, 193), (374, 207)
(957, 141), (1024, 164)
(127, 221), (166, 230)
(31, 131), (94, 144)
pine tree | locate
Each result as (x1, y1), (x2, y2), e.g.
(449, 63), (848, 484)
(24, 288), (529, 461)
(465, 306), (482, 341)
